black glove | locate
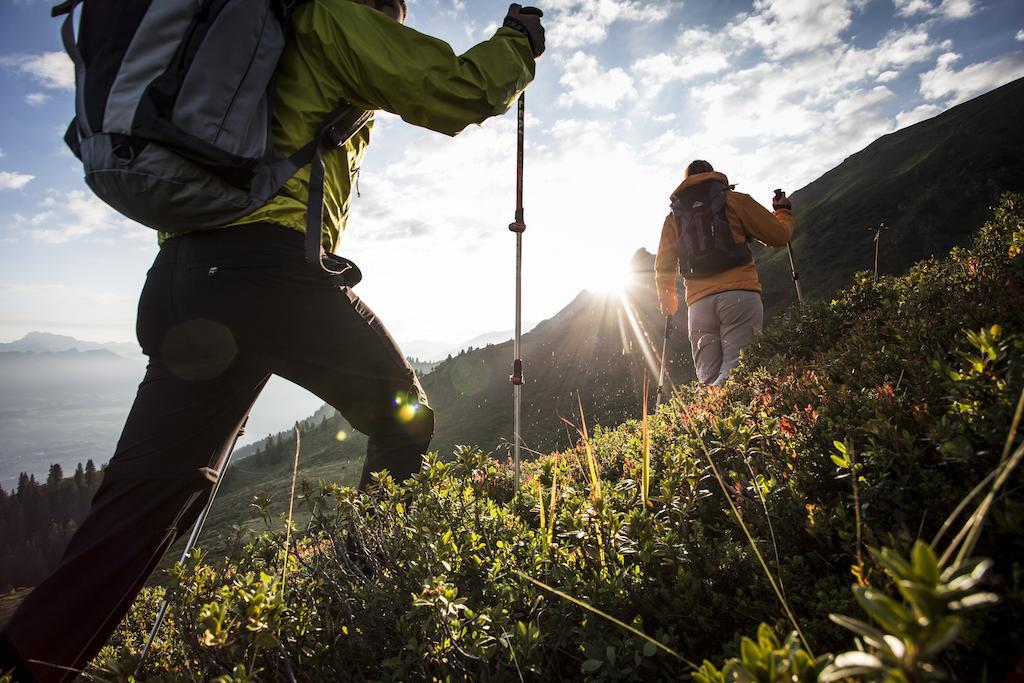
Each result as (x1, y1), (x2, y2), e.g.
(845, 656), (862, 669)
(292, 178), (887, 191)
(503, 4), (545, 58)
(773, 189), (792, 211)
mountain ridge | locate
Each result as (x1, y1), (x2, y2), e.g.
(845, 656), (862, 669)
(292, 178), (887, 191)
(237, 79), (1024, 471)
(756, 75), (1024, 315)
(0, 332), (143, 361)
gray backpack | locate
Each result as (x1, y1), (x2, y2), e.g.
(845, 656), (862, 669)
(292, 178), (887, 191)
(52, 0), (369, 280)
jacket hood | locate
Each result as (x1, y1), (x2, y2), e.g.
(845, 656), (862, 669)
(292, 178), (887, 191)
(671, 171), (730, 198)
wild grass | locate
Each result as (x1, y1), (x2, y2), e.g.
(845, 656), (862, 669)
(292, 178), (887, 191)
(85, 194), (1024, 681)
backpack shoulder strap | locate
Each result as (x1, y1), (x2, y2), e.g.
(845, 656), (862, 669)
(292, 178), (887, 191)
(52, 0), (92, 138)
(50, 0), (80, 17)
(302, 105), (374, 277)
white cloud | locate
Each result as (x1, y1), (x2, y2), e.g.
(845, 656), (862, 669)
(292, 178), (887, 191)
(894, 0), (976, 19)
(1016, 30), (1024, 42)
(0, 51), (74, 90)
(0, 172), (34, 190)
(869, 30), (950, 73)
(12, 190), (149, 243)
(632, 29), (731, 98)
(557, 51), (637, 109)
(644, 37), (913, 205)
(893, 0), (933, 15)
(728, 0), (859, 59)
(0, 0), (1017, 352)
(830, 85), (897, 139)
(652, 24), (944, 141)
(894, 102), (943, 128)
(937, 0), (976, 18)
(919, 50), (1024, 103)
(545, 0), (671, 50)
(24, 92), (50, 106)
(0, 147), (5, 159)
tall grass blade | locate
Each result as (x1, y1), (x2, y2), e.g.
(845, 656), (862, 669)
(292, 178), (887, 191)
(932, 468), (998, 549)
(697, 433), (813, 655)
(573, 393), (605, 568)
(282, 427), (301, 590)
(642, 373), (651, 508)
(537, 477), (546, 544)
(941, 386), (1024, 567)
(935, 386), (1024, 551)
(548, 468), (558, 547)
(850, 444), (864, 570)
(952, 439), (1024, 568)
(999, 385), (1024, 463)
(744, 459), (787, 601)
(517, 571), (698, 669)
(576, 392), (602, 502)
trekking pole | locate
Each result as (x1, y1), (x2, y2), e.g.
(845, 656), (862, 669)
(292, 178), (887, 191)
(136, 418), (249, 671)
(787, 244), (803, 306)
(505, 5), (544, 493)
(869, 222), (887, 278)
(775, 189), (803, 306)
(655, 315), (673, 409)
(509, 91), (528, 492)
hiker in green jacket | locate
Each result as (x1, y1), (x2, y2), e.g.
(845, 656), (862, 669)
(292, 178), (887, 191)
(0, 2), (544, 680)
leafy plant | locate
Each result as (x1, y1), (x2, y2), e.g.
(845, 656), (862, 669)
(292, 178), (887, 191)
(694, 624), (831, 683)
(822, 543), (998, 681)
(83, 195), (1024, 681)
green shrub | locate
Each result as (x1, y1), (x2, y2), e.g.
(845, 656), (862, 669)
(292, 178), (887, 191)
(92, 195), (1024, 681)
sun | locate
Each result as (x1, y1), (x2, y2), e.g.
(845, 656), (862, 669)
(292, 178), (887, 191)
(581, 256), (637, 298)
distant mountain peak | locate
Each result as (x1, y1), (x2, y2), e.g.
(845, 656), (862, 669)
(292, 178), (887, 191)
(20, 331), (79, 343)
(629, 248), (655, 271)
(0, 331), (143, 361)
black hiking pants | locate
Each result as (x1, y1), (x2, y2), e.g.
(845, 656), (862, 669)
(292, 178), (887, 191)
(0, 223), (433, 682)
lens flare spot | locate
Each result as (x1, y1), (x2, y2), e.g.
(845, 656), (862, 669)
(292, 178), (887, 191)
(398, 403), (420, 423)
(335, 430), (348, 442)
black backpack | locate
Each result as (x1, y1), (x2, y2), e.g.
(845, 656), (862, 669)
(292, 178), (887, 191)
(52, 0), (368, 281)
(670, 180), (752, 279)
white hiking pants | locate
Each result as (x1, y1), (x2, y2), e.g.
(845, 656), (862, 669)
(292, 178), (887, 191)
(687, 290), (764, 387)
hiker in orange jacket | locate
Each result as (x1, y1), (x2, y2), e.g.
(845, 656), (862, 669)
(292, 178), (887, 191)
(655, 160), (794, 386)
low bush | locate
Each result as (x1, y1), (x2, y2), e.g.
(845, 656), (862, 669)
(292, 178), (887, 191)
(88, 195), (1024, 681)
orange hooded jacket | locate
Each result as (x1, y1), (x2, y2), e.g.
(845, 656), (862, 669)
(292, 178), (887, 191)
(654, 171), (794, 313)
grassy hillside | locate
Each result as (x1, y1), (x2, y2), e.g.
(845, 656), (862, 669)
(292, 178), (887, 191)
(757, 76), (1024, 316)
(219, 248), (692, 513)
(419, 249), (694, 459)
(235, 79), (1024, 473)
(80, 195), (1024, 682)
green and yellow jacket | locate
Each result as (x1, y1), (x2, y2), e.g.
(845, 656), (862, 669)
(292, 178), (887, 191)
(225, 0), (535, 252)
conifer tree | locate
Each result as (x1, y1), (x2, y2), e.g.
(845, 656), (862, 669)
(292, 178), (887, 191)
(47, 463), (64, 489)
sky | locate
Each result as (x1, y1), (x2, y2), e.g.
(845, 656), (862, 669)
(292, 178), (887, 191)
(1, 0), (1023, 355)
